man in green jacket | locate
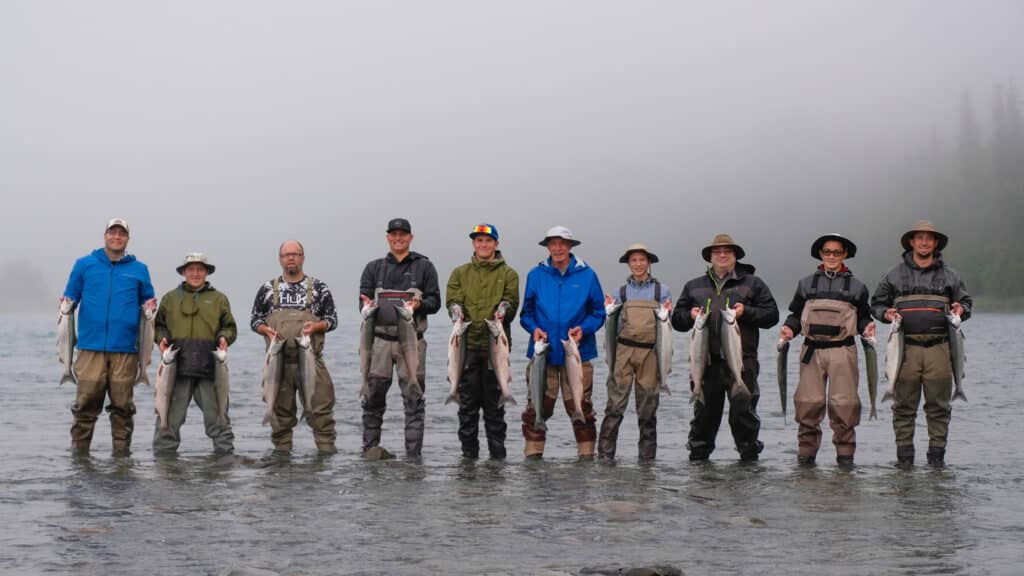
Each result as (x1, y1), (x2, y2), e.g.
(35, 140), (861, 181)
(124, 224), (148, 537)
(153, 253), (237, 454)
(445, 223), (520, 459)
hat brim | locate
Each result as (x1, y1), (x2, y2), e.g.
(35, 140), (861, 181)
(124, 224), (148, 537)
(469, 232), (498, 241)
(177, 263), (215, 275)
(811, 235), (857, 260)
(539, 237), (581, 247)
(619, 249), (659, 264)
(901, 230), (948, 252)
(701, 244), (745, 262)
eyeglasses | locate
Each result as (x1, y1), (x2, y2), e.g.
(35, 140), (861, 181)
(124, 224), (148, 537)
(280, 252), (304, 258)
(710, 247), (733, 255)
(820, 249), (846, 257)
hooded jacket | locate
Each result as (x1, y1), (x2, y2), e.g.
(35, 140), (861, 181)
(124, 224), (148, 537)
(671, 262), (778, 359)
(155, 282), (237, 346)
(870, 251), (972, 323)
(445, 252), (520, 351)
(783, 266), (872, 336)
(520, 254), (605, 366)
(63, 248), (155, 353)
(359, 251), (441, 327)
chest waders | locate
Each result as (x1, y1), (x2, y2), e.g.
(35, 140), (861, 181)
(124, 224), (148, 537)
(891, 293), (953, 461)
(264, 277), (335, 451)
(362, 260), (428, 457)
(794, 274), (861, 462)
(598, 282), (662, 460)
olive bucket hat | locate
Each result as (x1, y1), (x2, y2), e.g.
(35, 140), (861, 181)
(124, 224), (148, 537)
(176, 252), (216, 275)
(900, 220), (948, 251)
(701, 234), (745, 262)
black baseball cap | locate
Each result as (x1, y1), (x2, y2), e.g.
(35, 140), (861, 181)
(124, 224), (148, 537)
(387, 218), (412, 233)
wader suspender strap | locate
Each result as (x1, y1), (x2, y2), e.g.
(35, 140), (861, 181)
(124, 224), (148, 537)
(375, 258), (420, 290)
(619, 279), (661, 304)
(272, 277), (316, 311)
(808, 274), (851, 299)
(900, 264), (946, 296)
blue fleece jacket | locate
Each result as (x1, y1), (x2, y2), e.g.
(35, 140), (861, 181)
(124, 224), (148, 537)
(63, 248), (155, 353)
(520, 255), (605, 366)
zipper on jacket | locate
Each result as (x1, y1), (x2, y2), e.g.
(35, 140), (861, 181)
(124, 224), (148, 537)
(104, 263), (114, 352)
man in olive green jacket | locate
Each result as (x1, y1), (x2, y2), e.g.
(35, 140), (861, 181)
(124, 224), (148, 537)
(153, 253), (237, 454)
(445, 223), (520, 459)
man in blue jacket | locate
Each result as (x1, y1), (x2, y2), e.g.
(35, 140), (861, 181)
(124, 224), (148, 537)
(63, 218), (156, 456)
(520, 226), (606, 459)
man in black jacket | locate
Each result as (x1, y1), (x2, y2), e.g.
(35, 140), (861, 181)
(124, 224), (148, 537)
(358, 218), (441, 459)
(671, 234), (779, 462)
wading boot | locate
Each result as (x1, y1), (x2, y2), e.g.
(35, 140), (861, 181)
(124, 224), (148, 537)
(926, 447), (945, 468)
(797, 454), (816, 467)
(896, 445), (915, 467)
(836, 455), (854, 468)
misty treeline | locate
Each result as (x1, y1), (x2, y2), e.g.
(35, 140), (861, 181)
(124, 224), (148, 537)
(921, 81), (1024, 303)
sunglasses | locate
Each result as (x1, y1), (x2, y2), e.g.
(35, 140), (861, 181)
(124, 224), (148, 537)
(820, 249), (846, 257)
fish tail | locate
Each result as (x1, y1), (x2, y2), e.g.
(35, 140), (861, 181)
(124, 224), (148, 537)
(60, 374), (76, 387)
(881, 391), (894, 403)
(952, 390), (967, 402)
(571, 410), (585, 424)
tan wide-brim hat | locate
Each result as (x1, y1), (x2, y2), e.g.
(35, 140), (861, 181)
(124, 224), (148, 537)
(176, 252), (216, 275)
(811, 233), (858, 260)
(618, 243), (659, 263)
(701, 234), (745, 262)
(900, 220), (948, 251)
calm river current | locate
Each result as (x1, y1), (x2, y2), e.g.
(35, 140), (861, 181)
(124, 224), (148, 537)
(1, 312), (1022, 575)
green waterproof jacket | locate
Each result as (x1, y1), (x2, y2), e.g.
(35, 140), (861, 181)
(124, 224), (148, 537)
(446, 253), (520, 351)
(155, 282), (238, 346)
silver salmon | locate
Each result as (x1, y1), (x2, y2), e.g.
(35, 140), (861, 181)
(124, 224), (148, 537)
(154, 346), (179, 432)
(296, 334), (318, 426)
(446, 315), (470, 405)
(358, 300), (377, 403)
(654, 306), (673, 395)
(949, 314), (967, 402)
(57, 298), (77, 386)
(721, 307), (751, 401)
(776, 338), (789, 420)
(395, 301), (422, 398)
(212, 348), (230, 426)
(604, 301), (621, 373)
(562, 337), (586, 424)
(486, 318), (516, 407)
(861, 335), (879, 419)
(528, 340), (549, 431)
(262, 337), (285, 426)
(883, 316), (903, 402)
(136, 306), (156, 386)
(688, 310), (709, 405)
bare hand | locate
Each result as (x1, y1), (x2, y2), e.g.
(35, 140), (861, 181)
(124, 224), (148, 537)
(360, 294), (372, 307)
(218, 337), (228, 351)
(533, 328), (548, 343)
(301, 321), (321, 335)
(690, 307), (701, 320)
(159, 337), (169, 354)
(260, 324), (278, 340)
(884, 308), (899, 323)
(409, 296), (422, 311)
(663, 299), (672, 312)
(143, 298), (158, 312)
(950, 302), (964, 318)
(864, 322), (876, 339)
(779, 326), (794, 342)
(733, 302), (745, 318)
(604, 294), (614, 306)
(568, 326), (583, 343)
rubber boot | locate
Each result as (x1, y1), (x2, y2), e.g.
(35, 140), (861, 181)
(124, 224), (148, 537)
(896, 445), (915, 467)
(524, 440), (544, 460)
(836, 455), (854, 468)
(926, 446), (945, 468)
(577, 441), (595, 460)
(797, 454), (816, 466)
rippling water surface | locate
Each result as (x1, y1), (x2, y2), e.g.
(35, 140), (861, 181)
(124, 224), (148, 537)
(1, 313), (1022, 575)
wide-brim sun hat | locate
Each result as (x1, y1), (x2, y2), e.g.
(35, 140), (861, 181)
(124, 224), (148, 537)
(900, 220), (948, 251)
(618, 243), (659, 263)
(539, 225), (580, 247)
(176, 252), (216, 275)
(701, 234), (745, 262)
(811, 233), (858, 260)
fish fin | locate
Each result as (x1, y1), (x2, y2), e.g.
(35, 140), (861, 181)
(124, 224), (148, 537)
(60, 374), (76, 387)
(445, 394), (459, 406)
(881, 392), (894, 403)
(500, 394), (517, 407)
(869, 408), (877, 421)
(571, 410), (585, 424)
(952, 390), (967, 402)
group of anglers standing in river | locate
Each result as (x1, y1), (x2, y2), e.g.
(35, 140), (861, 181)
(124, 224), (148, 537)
(58, 217), (971, 468)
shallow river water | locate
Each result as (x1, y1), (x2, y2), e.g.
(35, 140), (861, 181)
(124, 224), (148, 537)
(1, 312), (1022, 575)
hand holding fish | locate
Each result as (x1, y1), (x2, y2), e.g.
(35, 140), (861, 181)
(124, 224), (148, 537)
(690, 307), (702, 320)
(218, 336), (228, 351)
(159, 337), (169, 353)
(301, 320), (326, 335)
(779, 325), (794, 342)
(533, 328), (548, 343)
(568, 326), (583, 343)
(450, 304), (464, 322)
(863, 322), (876, 339)
(495, 301), (509, 321)
(662, 298), (672, 312)
(732, 302), (745, 318)
(884, 308), (900, 323)
(258, 323), (278, 340)
(143, 298), (157, 312)
(950, 302), (964, 318)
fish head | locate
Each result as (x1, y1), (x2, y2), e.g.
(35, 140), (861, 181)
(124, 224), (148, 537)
(142, 306), (156, 321)
(162, 346), (179, 363)
(59, 298), (76, 315)
(776, 338), (788, 352)
(360, 301), (378, 320)
(534, 340), (549, 355)
(721, 307), (736, 324)
(655, 306), (669, 322)
(484, 318), (503, 336)
(212, 349), (227, 362)
(947, 314), (961, 329)
(605, 302), (621, 316)
(396, 302), (414, 321)
(297, 334), (312, 348)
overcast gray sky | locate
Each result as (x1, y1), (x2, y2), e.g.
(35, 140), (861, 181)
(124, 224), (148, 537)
(3, 1), (1022, 313)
